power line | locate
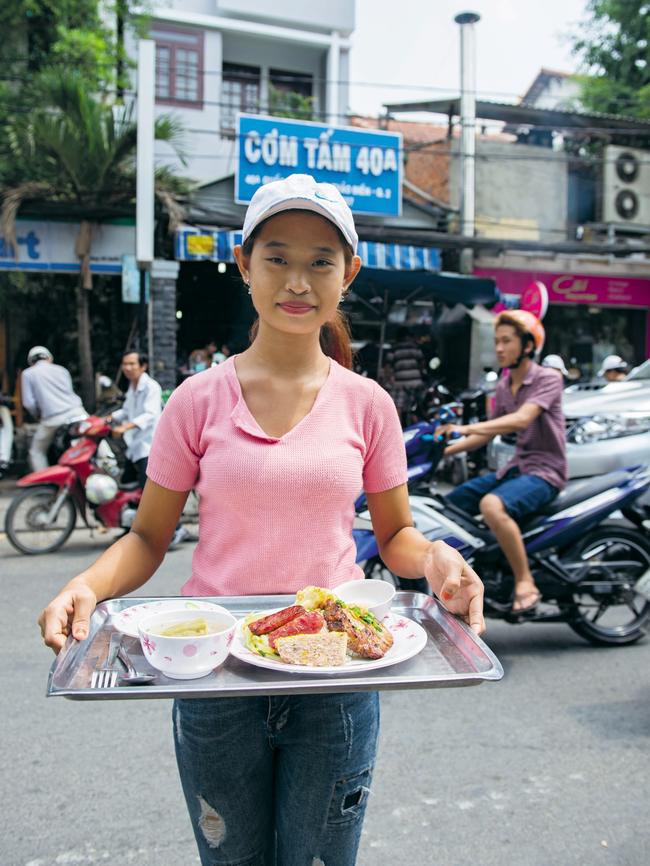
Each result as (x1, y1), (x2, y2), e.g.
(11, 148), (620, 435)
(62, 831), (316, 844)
(1, 62), (649, 113)
(153, 133), (650, 166)
(3, 95), (649, 141)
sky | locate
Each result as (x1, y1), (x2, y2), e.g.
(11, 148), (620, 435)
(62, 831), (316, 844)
(348, 0), (589, 117)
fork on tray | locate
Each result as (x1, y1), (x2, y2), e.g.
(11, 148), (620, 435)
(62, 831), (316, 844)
(90, 632), (122, 688)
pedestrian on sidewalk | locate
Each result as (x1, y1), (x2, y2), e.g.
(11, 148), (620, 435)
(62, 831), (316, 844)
(21, 346), (87, 471)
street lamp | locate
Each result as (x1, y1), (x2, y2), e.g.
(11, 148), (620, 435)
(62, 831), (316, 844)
(136, 39), (155, 351)
(454, 12), (480, 274)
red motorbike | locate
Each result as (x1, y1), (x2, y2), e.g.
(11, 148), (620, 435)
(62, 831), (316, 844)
(5, 416), (141, 555)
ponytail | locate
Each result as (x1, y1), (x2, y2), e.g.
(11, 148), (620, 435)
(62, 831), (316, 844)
(248, 310), (353, 370)
(319, 309), (353, 369)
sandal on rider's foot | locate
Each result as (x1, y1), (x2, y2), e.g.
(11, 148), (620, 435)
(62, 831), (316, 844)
(511, 588), (541, 615)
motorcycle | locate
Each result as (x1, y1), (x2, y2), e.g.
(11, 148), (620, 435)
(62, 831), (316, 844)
(5, 416), (141, 555)
(354, 464), (650, 646)
(353, 403), (462, 514)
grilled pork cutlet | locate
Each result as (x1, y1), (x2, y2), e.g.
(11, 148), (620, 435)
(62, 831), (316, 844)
(322, 601), (393, 659)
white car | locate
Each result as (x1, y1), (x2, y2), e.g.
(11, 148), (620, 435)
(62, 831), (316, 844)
(488, 360), (650, 480)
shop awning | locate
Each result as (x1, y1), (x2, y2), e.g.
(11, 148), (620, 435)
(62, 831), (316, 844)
(351, 268), (498, 306)
(174, 227), (441, 272)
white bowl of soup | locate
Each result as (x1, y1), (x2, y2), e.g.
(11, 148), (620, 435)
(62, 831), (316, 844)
(335, 579), (396, 620)
(137, 607), (237, 679)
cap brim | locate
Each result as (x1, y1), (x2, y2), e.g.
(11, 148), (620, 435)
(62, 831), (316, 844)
(245, 198), (356, 251)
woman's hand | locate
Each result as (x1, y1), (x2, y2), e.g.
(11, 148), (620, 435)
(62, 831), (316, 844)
(38, 582), (98, 654)
(423, 540), (485, 635)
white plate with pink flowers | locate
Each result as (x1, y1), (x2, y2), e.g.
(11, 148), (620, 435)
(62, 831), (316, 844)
(111, 599), (226, 639)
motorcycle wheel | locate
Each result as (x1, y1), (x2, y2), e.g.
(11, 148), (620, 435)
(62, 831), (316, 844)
(564, 526), (650, 646)
(5, 485), (76, 555)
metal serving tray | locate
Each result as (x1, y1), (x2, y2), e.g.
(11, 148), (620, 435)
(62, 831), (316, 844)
(47, 592), (503, 701)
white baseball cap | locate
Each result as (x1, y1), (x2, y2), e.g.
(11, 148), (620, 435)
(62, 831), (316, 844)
(598, 354), (627, 376)
(242, 174), (358, 253)
(542, 354), (569, 376)
(27, 345), (53, 365)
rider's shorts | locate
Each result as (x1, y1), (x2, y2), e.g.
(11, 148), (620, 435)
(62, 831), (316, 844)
(446, 467), (559, 521)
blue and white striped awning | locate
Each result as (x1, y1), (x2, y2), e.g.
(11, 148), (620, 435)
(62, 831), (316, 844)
(175, 227), (441, 272)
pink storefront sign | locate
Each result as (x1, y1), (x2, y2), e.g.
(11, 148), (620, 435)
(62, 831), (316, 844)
(474, 267), (650, 352)
(474, 267), (650, 307)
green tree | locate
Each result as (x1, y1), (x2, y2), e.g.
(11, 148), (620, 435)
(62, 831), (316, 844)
(268, 85), (314, 121)
(0, 1), (147, 90)
(572, 0), (650, 118)
(0, 2), (149, 171)
(0, 71), (189, 409)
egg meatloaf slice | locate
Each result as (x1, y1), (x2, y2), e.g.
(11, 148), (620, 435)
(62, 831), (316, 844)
(321, 601), (394, 659)
(275, 632), (348, 666)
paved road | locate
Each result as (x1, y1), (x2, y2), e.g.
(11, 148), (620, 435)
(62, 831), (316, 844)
(2, 520), (650, 866)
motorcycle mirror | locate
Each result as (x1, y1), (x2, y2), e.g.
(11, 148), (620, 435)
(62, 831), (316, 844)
(429, 357), (441, 371)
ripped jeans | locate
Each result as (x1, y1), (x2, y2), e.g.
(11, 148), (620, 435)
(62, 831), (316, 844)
(173, 692), (379, 866)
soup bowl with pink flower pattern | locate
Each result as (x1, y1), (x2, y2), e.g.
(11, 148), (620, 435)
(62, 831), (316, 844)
(137, 607), (237, 679)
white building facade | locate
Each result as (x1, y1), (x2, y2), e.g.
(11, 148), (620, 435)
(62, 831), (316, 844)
(129, 0), (355, 185)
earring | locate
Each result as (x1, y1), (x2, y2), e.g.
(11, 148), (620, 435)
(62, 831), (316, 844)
(244, 280), (251, 295)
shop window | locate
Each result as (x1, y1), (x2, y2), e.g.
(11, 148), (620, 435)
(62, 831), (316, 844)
(151, 25), (203, 107)
(221, 63), (260, 130)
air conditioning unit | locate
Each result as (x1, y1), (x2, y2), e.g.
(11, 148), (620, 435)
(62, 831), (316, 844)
(602, 145), (650, 227)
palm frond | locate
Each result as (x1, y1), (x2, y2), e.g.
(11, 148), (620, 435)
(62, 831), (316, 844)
(1, 70), (191, 220)
(1, 182), (54, 254)
(155, 184), (186, 233)
(154, 114), (188, 165)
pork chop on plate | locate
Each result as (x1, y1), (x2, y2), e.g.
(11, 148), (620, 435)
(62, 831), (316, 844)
(322, 601), (393, 659)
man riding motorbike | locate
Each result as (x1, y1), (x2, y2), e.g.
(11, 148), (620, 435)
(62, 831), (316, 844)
(21, 346), (87, 471)
(438, 310), (567, 615)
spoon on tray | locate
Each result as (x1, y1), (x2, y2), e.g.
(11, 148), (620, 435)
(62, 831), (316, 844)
(117, 643), (156, 685)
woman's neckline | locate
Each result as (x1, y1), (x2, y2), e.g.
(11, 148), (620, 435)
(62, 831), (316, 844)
(228, 355), (335, 441)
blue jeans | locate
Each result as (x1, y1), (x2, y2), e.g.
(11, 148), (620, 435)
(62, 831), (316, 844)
(446, 467), (558, 521)
(173, 692), (380, 866)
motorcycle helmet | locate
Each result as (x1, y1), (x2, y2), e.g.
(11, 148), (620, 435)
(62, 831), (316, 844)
(27, 345), (53, 365)
(85, 473), (118, 505)
(494, 310), (545, 368)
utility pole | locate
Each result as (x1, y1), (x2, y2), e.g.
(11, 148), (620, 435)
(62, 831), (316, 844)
(454, 11), (480, 274)
(136, 39), (155, 353)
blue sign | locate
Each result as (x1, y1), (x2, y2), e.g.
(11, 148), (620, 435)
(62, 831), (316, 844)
(236, 114), (402, 217)
(121, 255), (149, 304)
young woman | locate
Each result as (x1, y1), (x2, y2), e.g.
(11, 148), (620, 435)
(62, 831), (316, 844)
(39, 174), (484, 866)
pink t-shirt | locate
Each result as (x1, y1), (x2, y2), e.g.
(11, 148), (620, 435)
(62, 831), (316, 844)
(146, 356), (407, 597)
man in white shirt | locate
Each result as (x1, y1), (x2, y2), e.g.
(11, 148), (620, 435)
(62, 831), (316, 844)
(21, 346), (87, 471)
(106, 350), (188, 548)
(105, 351), (162, 488)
